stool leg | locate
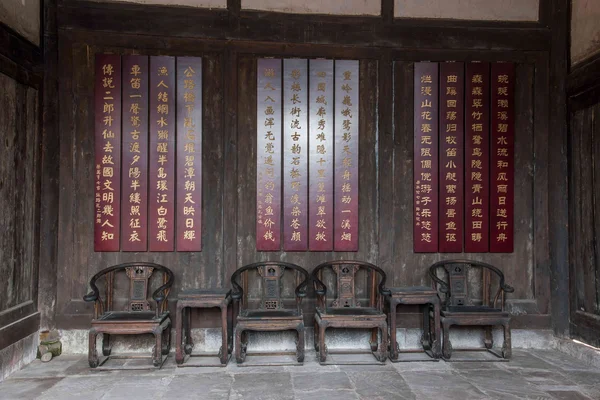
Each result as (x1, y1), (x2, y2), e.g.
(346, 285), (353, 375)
(88, 329), (99, 368)
(175, 305), (184, 364)
(296, 323), (305, 363)
(432, 300), (442, 358)
(484, 326), (493, 349)
(389, 303), (398, 361)
(442, 321), (452, 360)
(421, 304), (431, 351)
(185, 307), (193, 354)
(502, 322), (512, 359)
(220, 305), (229, 365)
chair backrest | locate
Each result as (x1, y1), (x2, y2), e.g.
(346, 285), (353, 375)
(311, 260), (388, 312)
(230, 261), (309, 312)
(428, 259), (514, 310)
(85, 262), (174, 318)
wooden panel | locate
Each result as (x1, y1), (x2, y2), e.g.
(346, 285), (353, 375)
(334, 60), (359, 251)
(256, 58), (282, 251)
(308, 59), (334, 251)
(176, 57), (203, 251)
(121, 55), (148, 251)
(413, 62), (438, 252)
(464, 62), (490, 252)
(94, 54), (121, 251)
(490, 62), (515, 252)
(283, 59), (308, 251)
(149, 56), (176, 251)
(438, 62), (464, 253)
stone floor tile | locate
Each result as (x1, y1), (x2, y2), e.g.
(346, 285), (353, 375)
(292, 371), (353, 391)
(556, 370), (600, 386)
(501, 350), (558, 370)
(529, 350), (594, 371)
(294, 389), (359, 400)
(545, 390), (593, 400)
(229, 372), (293, 400)
(9, 356), (85, 379)
(346, 370), (416, 400)
(392, 360), (453, 373)
(0, 378), (62, 400)
(401, 370), (484, 395)
(411, 387), (488, 400)
(36, 375), (124, 400)
(164, 374), (232, 400)
(514, 369), (577, 386)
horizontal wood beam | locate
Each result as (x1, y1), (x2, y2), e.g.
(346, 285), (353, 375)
(568, 52), (600, 111)
(0, 312), (40, 351)
(0, 22), (42, 74)
(57, 0), (550, 51)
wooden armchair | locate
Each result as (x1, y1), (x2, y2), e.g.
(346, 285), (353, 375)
(231, 261), (310, 364)
(312, 260), (390, 363)
(83, 262), (174, 368)
(429, 259), (514, 360)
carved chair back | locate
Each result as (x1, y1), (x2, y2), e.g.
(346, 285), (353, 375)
(311, 260), (389, 313)
(428, 259), (514, 311)
(230, 262), (309, 314)
(84, 262), (174, 319)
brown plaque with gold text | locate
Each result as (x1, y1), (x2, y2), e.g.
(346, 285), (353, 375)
(94, 54), (121, 252)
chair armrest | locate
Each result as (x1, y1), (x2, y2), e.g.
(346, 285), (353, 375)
(83, 292), (98, 302)
(501, 283), (515, 293)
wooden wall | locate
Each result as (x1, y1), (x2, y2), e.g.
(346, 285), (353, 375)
(0, 22), (42, 350)
(49, 0), (566, 331)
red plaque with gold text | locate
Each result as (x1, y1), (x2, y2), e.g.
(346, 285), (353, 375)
(149, 56), (176, 251)
(283, 59), (308, 251)
(438, 63), (464, 253)
(177, 57), (203, 251)
(94, 54), (121, 252)
(309, 59), (334, 251)
(334, 60), (359, 251)
(413, 62), (439, 253)
(256, 59), (282, 251)
(465, 63), (490, 253)
(490, 63), (515, 253)
(121, 55), (148, 251)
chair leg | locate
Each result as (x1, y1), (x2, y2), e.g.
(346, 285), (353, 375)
(184, 306), (193, 355)
(370, 328), (378, 352)
(220, 305), (229, 365)
(153, 328), (163, 367)
(176, 306), (185, 364)
(442, 321), (453, 360)
(318, 323), (327, 363)
(502, 323), (512, 359)
(162, 323), (172, 355)
(296, 324), (305, 363)
(88, 330), (99, 368)
(377, 323), (388, 362)
(431, 301), (442, 359)
(313, 319), (319, 351)
(102, 333), (111, 357)
(421, 305), (431, 350)
(484, 326), (493, 350)
(235, 327), (245, 364)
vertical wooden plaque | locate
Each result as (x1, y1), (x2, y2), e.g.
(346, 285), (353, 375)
(283, 59), (308, 251)
(94, 54), (121, 252)
(149, 56), (176, 251)
(334, 60), (359, 251)
(309, 59), (334, 251)
(438, 62), (464, 253)
(256, 58), (282, 251)
(465, 62), (490, 253)
(121, 55), (148, 251)
(176, 57), (203, 251)
(490, 63), (515, 253)
(413, 62), (439, 253)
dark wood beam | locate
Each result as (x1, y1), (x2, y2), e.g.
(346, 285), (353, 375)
(548, 0), (571, 338)
(38, 0), (60, 330)
(381, 0), (394, 24)
(0, 22), (42, 74)
(568, 52), (600, 111)
(57, 0), (550, 51)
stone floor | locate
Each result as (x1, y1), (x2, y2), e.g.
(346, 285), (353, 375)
(1, 349), (599, 399)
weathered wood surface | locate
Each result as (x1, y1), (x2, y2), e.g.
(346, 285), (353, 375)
(54, 30), (551, 329)
(0, 71), (40, 342)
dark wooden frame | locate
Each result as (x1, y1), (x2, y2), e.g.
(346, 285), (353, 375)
(83, 262), (174, 368)
(312, 260), (390, 364)
(231, 261), (309, 364)
(386, 286), (441, 361)
(429, 259), (514, 360)
(175, 288), (232, 366)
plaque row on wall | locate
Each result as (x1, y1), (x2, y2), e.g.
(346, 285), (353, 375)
(94, 54), (203, 252)
(256, 58), (359, 252)
(414, 62), (515, 253)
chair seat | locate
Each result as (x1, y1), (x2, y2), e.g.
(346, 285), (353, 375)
(238, 309), (301, 320)
(317, 307), (386, 318)
(93, 311), (169, 324)
(442, 306), (509, 316)
(388, 286), (437, 295)
(178, 288), (231, 300)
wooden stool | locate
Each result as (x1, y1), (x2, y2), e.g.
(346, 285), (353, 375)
(175, 288), (232, 366)
(386, 286), (441, 361)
